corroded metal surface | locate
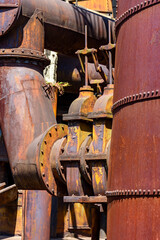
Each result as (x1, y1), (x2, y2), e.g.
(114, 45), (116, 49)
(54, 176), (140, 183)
(62, 86), (96, 196)
(23, 190), (52, 240)
(0, 0), (114, 57)
(107, 0), (160, 239)
(0, 0), (21, 36)
(0, 9), (55, 240)
(87, 84), (113, 196)
(77, 0), (113, 13)
(0, 184), (18, 207)
(21, 0), (114, 55)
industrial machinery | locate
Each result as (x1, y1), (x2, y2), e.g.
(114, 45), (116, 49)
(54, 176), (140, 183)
(0, 0), (158, 239)
(0, 0), (115, 239)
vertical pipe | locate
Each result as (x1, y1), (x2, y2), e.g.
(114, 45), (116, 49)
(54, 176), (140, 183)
(0, 12), (54, 240)
(85, 25), (88, 87)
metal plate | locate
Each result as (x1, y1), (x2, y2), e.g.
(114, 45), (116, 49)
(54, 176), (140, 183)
(0, 0), (21, 36)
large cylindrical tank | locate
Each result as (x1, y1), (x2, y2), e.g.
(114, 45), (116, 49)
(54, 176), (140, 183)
(107, 1), (160, 239)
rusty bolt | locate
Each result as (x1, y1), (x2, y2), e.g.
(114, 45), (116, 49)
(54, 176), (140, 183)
(49, 132), (52, 137)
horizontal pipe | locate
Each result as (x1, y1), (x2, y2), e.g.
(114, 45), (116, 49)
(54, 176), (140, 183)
(20, 0), (115, 55)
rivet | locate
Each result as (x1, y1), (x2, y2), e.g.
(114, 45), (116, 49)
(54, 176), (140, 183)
(139, 189), (142, 194)
(42, 173), (45, 177)
(11, 49), (14, 52)
(46, 183), (49, 187)
(41, 162), (43, 166)
(143, 190), (146, 194)
(131, 189), (134, 194)
(55, 126), (58, 131)
(44, 140), (47, 145)
(62, 126), (64, 131)
(156, 90), (159, 95)
(49, 132), (52, 137)
(147, 91), (150, 96)
(153, 189), (156, 194)
(21, 49), (24, 53)
(52, 189), (54, 194)
(143, 92), (146, 97)
(147, 190), (150, 194)
(41, 151), (44, 155)
(135, 190), (137, 194)
(151, 91), (154, 96)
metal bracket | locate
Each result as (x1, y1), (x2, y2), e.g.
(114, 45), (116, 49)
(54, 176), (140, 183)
(63, 195), (107, 203)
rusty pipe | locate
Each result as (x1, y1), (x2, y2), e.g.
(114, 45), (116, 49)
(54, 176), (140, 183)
(0, 0), (115, 57)
(21, 0), (115, 54)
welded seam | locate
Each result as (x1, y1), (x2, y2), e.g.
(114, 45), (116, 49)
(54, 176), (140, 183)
(112, 89), (159, 113)
(115, 0), (160, 29)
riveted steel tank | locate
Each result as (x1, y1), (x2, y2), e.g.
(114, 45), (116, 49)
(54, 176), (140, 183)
(107, 1), (160, 239)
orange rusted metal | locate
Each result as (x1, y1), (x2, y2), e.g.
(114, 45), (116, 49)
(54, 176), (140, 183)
(77, 0), (113, 14)
(0, 5), (55, 240)
(0, 1), (115, 239)
(86, 84), (113, 196)
(62, 86), (96, 196)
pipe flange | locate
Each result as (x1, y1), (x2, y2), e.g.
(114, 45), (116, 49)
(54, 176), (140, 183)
(39, 124), (68, 194)
(50, 136), (67, 184)
(0, 48), (50, 66)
